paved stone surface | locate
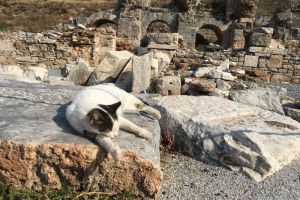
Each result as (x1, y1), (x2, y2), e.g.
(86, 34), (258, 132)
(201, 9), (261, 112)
(0, 78), (162, 198)
(152, 95), (300, 181)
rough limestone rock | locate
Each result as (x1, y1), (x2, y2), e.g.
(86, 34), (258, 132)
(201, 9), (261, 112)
(67, 58), (93, 85)
(221, 72), (237, 81)
(151, 95), (300, 181)
(189, 78), (216, 93)
(250, 33), (272, 47)
(151, 58), (159, 78)
(115, 58), (133, 92)
(216, 59), (230, 71)
(0, 65), (48, 83)
(23, 67), (49, 82)
(132, 53), (152, 93)
(206, 70), (222, 79)
(0, 78), (162, 199)
(153, 51), (171, 74)
(94, 51), (133, 83)
(216, 79), (232, 91)
(0, 65), (24, 78)
(194, 67), (214, 78)
(156, 76), (181, 96)
(229, 88), (285, 115)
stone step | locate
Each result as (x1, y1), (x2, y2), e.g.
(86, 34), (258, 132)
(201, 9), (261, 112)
(0, 78), (162, 199)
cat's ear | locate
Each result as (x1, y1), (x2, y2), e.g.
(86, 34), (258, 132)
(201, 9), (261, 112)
(109, 101), (122, 113)
(99, 101), (121, 118)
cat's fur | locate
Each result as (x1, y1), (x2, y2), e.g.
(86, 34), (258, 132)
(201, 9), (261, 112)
(66, 84), (161, 160)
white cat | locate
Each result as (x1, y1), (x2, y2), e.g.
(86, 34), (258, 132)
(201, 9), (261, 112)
(66, 84), (161, 160)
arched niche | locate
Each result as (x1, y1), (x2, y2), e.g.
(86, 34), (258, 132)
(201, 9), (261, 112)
(195, 24), (223, 50)
(146, 20), (171, 33)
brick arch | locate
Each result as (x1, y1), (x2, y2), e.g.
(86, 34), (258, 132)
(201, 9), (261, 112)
(196, 24), (223, 46)
(87, 11), (118, 27)
(142, 12), (178, 35)
(196, 17), (230, 32)
(193, 18), (232, 49)
(93, 19), (117, 28)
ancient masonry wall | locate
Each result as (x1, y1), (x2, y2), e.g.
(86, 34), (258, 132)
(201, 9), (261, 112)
(0, 0), (299, 83)
(174, 49), (300, 84)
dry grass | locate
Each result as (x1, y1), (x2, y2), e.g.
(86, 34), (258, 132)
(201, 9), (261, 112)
(0, 0), (117, 32)
(0, 0), (175, 32)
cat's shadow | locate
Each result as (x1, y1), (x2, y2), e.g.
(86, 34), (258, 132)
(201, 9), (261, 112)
(52, 102), (86, 139)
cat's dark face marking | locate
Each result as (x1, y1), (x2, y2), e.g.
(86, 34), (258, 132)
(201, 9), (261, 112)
(87, 101), (121, 133)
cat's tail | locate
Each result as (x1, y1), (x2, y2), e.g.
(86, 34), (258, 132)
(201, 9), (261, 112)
(138, 105), (161, 120)
(95, 135), (122, 160)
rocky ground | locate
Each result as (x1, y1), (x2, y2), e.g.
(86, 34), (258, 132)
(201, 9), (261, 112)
(160, 151), (300, 200)
(159, 84), (300, 200)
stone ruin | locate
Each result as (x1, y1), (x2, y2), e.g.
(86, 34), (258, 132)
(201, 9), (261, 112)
(1, 0), (300, 199)
(0, 0), (300, 86)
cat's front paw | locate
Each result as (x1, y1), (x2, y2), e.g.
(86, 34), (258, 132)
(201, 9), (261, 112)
(111, 148), (122, 161)
(152, 110), (161, 120)
(139, 129), (153, 140)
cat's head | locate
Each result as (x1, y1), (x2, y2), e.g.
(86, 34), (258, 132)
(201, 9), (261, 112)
(87, 101), (121, 134)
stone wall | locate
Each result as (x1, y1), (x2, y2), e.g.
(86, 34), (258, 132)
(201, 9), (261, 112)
(173, 47), (300, 84)
(8, 26), (116, 69)
(1, 0), (300, 84)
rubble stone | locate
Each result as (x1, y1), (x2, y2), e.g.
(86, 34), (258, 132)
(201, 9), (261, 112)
(195, 67), (214, 78)
(221, 72), (237, 81)
(157, 76), (181, 96)
(23, 67), (49, 82)
(206, 70), (222, 79)
(153, 51), (171, 73)
(216, 79), (232, 91)
(94, 51), (133, 83)
(115, 59), (133, 92)
(67, 58), (93, 85)
(189, 78), (216, 93)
